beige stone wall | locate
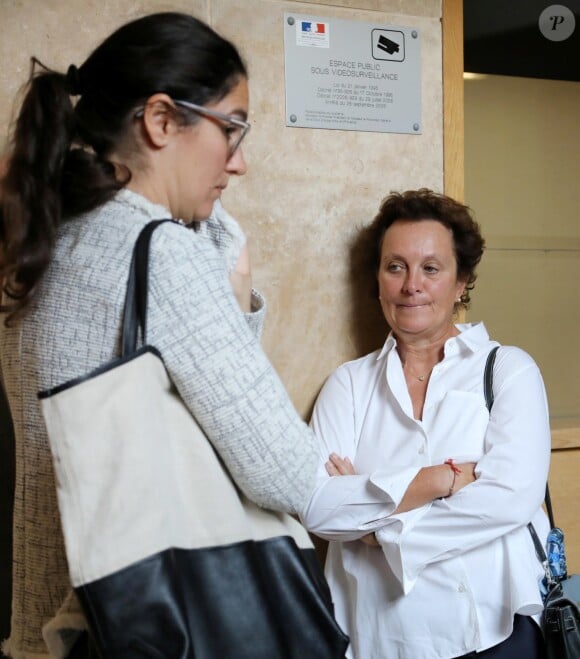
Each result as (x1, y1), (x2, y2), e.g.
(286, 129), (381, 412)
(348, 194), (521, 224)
(0, 0), (444, 417)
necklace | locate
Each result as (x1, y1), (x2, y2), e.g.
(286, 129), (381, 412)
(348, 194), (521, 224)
(403, 363), (432, 382)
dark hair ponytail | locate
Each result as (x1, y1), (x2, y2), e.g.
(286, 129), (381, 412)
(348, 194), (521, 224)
(0, 67), (78, 318)
(0, 12), (247, 321)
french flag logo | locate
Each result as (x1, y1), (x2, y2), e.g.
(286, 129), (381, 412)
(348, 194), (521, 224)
(301, 21), (326, 34)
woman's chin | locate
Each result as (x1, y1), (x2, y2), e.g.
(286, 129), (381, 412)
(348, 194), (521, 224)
(191, 201), (216, 222)
(393, 323), (433, 339)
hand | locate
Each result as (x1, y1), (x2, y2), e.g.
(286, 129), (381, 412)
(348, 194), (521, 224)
(360, 532), (380, 547)
(325, 453), (356, 477)
(324, 455), (380, 547)
(229, 242), (252, 313)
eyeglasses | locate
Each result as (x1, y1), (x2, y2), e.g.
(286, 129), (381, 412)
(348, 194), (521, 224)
(135, 99), (250, 158)
(174, 100), (251, 158)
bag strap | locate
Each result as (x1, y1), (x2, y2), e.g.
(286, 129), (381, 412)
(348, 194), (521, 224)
(121, 219), (175, 357)
(483, 345), (556, 585)
(483, 345), (499, 411)
(544, 480), (556, 530)
(528, 517), (550, 568)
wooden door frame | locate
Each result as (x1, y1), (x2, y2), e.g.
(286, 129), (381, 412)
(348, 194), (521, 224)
(442, 0), (464, 202)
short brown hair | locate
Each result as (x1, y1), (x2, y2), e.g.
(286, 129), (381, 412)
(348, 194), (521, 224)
(368, 188), (485, 308)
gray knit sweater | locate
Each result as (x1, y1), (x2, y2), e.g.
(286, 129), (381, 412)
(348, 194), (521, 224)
(0, 190), (318, 658)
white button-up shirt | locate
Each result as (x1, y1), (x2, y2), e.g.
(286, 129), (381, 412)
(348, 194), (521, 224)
(301, 322), (551, 659)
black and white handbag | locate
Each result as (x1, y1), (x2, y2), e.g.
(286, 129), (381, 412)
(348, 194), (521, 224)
(39, 219), (349, 658)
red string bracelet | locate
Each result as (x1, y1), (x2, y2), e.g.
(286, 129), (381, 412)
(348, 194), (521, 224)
(444, 458), (462, 497)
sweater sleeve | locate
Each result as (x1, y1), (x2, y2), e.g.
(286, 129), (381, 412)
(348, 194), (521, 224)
(200, 199), (247, 273)
(197, 200), (265, 341)
(146, 222), (317, 514)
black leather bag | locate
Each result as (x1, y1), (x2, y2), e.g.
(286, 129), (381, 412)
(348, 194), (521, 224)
(527, 522), (580, 659)
(485, 346), (580, 659)
(40, 220), (349, 659)
(542, 578), (580, 658)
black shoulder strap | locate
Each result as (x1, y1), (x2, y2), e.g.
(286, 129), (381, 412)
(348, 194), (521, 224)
(528, 515), (549, 565)
(483, 346), (500, 412)
(121, 219), (175, 357)
(545, 479), (556, 530)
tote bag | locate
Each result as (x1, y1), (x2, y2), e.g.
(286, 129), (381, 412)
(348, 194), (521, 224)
(39, 219), (349, 659)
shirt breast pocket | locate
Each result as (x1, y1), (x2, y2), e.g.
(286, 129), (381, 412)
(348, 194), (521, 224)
(428, 390), (489, 463)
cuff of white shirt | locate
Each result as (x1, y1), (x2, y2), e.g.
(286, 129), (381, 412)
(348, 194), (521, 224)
(358, 465), (421, 529)
(375, 502), (433, 594)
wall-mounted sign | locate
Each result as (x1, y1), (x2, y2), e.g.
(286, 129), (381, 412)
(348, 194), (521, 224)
(283, 13), (422, 134)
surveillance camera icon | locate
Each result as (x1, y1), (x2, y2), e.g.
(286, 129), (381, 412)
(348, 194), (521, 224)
(377, 35), (399, 55)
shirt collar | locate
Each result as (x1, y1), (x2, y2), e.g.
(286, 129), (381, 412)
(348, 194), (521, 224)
(453, 321), (490, 352)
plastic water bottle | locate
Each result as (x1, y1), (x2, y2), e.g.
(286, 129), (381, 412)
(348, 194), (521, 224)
(546, 527), (568, 582)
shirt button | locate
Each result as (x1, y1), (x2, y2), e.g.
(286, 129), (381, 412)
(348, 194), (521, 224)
(418, 445), (425, 454)
(458, 583), (466, 593)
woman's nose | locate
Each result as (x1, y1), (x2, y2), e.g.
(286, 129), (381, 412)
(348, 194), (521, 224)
(403, 272), (421, 294)
(226, 146), (247, 176)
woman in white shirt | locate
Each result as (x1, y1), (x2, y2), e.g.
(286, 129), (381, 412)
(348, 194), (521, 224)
(301, 188), (550, 659)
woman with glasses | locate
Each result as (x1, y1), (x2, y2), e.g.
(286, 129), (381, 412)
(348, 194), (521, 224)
(0, 13), (324, 658)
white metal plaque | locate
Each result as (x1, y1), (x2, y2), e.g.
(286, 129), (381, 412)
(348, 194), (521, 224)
(283, 13), (422, 134)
